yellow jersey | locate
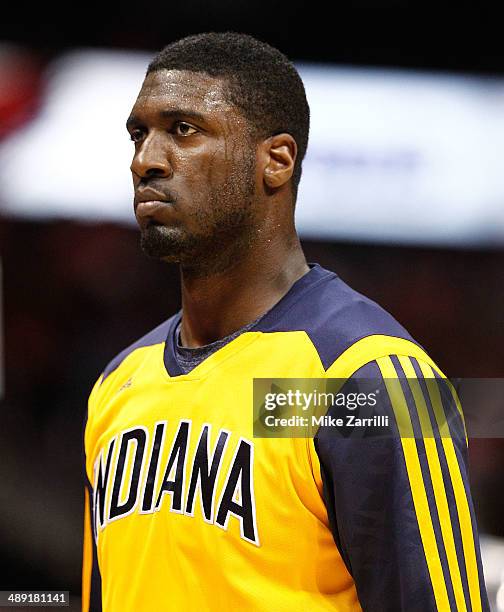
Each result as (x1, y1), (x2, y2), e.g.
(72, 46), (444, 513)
(82, 264), (488, 611)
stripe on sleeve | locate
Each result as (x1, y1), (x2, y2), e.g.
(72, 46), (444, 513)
(377, 355), (451, 611)
(417, 360), (483, 612)
(327, 334), (441, 378)
(421, 363), (468, 447)
(398, 355), (468, 612)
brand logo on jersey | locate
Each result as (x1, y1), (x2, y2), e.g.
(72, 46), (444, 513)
(92, 420), (259, 546)
(118, 377), (133, 392)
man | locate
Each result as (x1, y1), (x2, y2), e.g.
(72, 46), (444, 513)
(82, 32), (489, 611)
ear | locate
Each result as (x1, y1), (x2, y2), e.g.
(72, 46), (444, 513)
(261, 133), (297, 189)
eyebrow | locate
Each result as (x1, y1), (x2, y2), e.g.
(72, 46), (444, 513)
(126, 109), (207, 129)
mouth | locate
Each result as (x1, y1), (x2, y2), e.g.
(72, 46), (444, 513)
(135, 200), (175, 229)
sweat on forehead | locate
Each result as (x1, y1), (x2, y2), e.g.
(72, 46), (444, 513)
(138, 70), (235, 111)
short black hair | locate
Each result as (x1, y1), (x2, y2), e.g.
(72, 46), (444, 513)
(147, 32), (310, 201)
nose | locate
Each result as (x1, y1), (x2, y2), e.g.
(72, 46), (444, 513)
(130, 131), (172, 179)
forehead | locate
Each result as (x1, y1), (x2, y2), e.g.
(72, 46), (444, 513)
(131, 69), (235, 117)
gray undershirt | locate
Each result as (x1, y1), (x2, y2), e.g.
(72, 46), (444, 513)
(174, 315), (263, 374)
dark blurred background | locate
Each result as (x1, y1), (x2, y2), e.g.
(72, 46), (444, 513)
(1, 3), (504, 610)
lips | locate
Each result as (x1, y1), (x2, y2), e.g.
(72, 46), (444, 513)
(135, 199), (171, 225)
(134, 187), (171, 205)
(134, 185), (178, 228)
(134, 193), (176, 232)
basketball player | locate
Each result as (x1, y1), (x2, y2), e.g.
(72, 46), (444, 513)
(82, 32), (489, 611)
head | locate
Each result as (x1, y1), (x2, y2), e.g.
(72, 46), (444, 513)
(127, 32), (310, 274)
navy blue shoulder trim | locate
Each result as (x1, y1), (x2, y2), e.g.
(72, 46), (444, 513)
(254, 263), (421, 370)
(101, 316), (175, 382)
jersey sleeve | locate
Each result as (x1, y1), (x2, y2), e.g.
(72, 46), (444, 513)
(313, 355), (490, 612)
(82, 377), (103, 612)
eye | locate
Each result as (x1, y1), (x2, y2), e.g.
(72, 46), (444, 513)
(129, 129), (144, 143)
(174, 122), (198, 136)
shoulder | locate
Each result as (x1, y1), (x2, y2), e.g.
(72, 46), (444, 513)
(100, 313), (178, 383)
(256, 263), (423, 370)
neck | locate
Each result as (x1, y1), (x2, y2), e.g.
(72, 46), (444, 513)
(179, 231), (309, 348)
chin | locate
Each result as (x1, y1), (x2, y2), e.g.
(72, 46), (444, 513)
(139, 225), (185, 261)
(140, 225), (201, 263)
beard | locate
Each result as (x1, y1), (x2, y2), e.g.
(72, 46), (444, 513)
(139, 151), (257, 277)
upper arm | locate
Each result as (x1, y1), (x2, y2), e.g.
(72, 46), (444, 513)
(82, 376), (103, 612)
(314, 355), (489, 612)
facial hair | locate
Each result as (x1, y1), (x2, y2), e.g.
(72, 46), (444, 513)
(139, 149), (257, 277)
